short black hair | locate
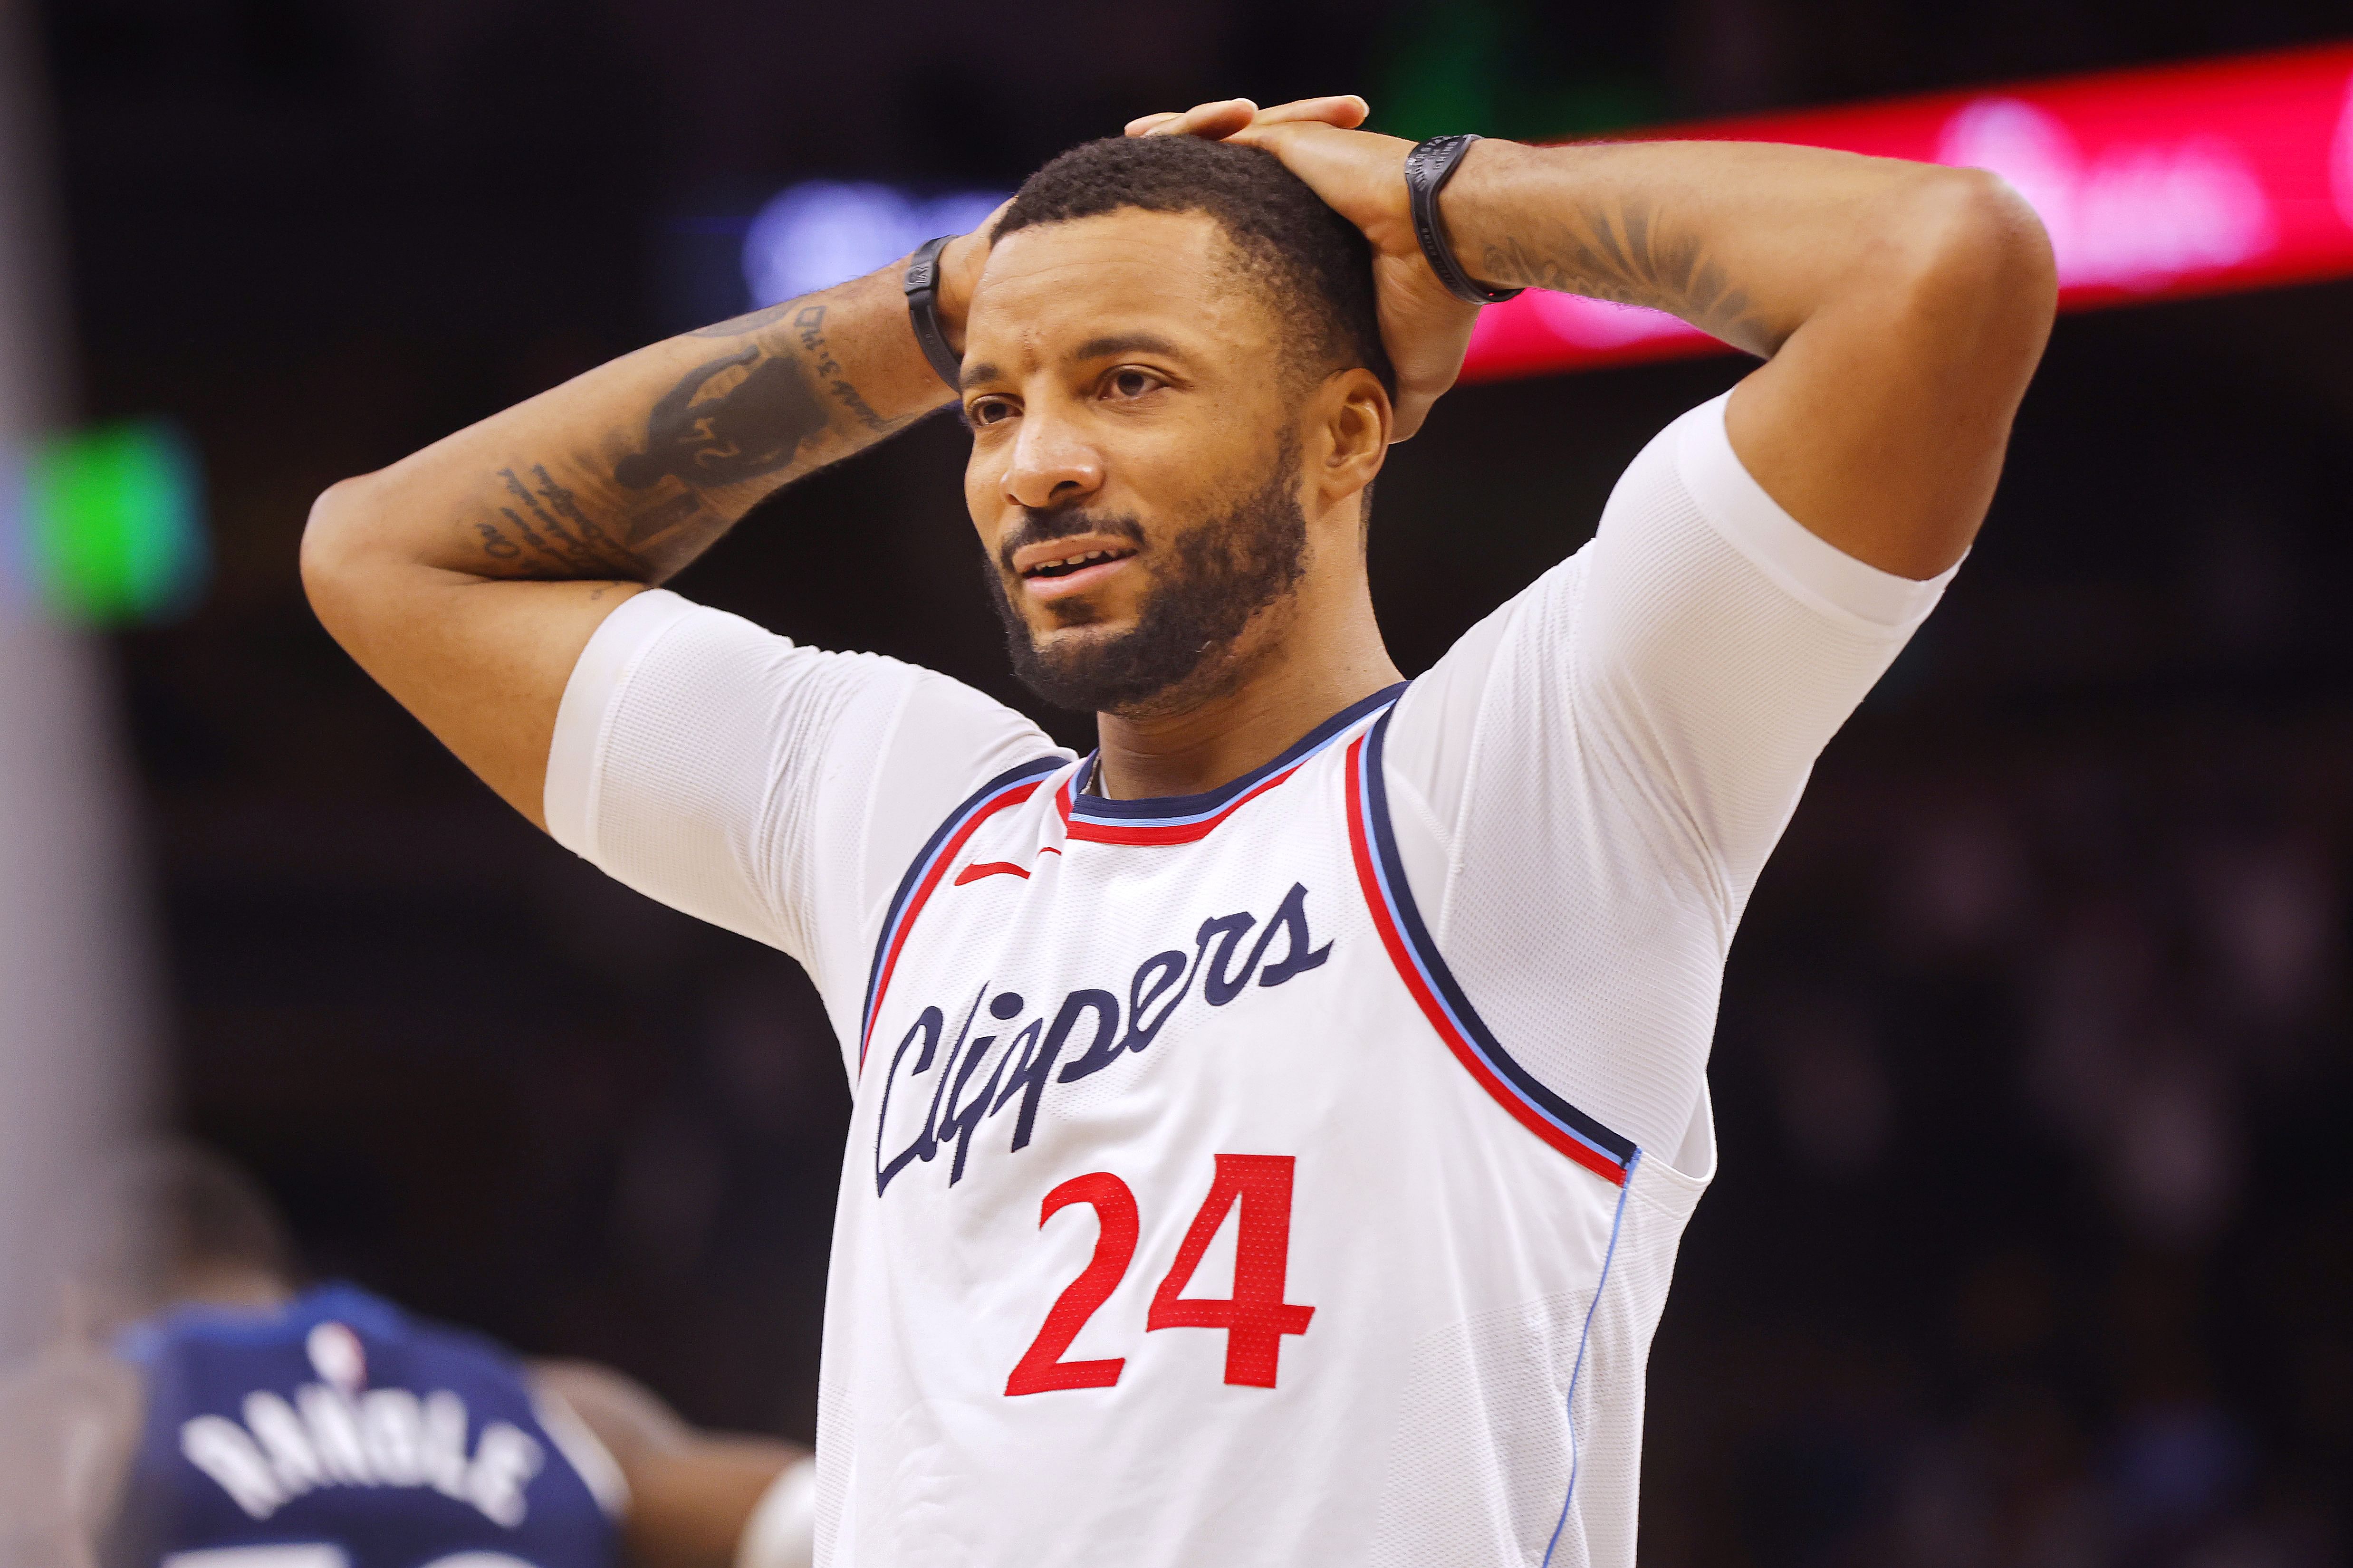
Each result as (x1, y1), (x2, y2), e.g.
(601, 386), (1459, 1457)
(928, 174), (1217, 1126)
(993, 135), (1395, 399)
(128, 1141), (297, 1286)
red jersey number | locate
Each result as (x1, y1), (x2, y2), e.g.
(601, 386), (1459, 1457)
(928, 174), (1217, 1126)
(1005, 1155), (1314, 1397)
(1147, 1154), (1316, 1387)
(1003, 1172), (1139, 1396)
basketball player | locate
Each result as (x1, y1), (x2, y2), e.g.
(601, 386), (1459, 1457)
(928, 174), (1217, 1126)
(0, 1146), (815, 1568)
(299, 96), (2054, 1564)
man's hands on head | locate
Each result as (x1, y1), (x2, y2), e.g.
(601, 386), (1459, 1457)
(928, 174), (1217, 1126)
(934, 200), (1011, 355)
(1126, 96), (1479, 441)
(1135, 98), (2056, 578)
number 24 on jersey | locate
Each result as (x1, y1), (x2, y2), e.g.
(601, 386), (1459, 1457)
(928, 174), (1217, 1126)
(1006, 1154), (1315, 1396)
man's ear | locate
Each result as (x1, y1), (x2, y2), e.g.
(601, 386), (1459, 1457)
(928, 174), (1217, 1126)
(1316, 367), (1391, 508)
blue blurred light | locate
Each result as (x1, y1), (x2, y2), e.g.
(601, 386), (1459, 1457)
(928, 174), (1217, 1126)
(742, 182), (1007, 308)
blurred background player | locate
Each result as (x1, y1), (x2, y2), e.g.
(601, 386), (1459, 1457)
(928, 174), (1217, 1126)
(0, 1145), (815, 1568)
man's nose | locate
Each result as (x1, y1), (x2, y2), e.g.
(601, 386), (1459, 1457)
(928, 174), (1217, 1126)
(1001, 411), (1104, 512)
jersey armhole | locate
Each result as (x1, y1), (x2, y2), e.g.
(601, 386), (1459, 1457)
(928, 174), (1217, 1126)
(855, 755), (1070, 1071)
(1348, 706), (1642, 1186)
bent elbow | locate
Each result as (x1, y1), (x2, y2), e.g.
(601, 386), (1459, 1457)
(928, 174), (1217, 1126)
(1863, 168), (2052, 402)
(1947, 168), (2056, 319)
(299, 474), (382, 637)
(1897, 168), (2059, 362)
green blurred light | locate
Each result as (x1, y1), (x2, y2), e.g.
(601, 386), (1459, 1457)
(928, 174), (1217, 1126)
(1376, 0), (1664, 145)
(1521, 79), (1667, 140)
(23, 421), (207, 625)
(1377, 1), (1505, 144)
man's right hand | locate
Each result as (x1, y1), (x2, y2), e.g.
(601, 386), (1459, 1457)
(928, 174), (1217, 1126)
(935, 200), (1011, 358)
(1126, 96), (1481, 441)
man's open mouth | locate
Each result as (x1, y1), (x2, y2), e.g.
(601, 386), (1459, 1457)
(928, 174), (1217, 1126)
(1022, 546), (1138, 580)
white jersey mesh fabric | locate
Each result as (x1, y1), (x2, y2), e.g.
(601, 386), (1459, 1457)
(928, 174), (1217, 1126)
(1382, 392), (1952, 1164)
(1361, 1133), (1710, 1568)
(543, 591), (1065, 1063)
(544, 393), (1951, 1153)
(810, 1373), (851, 1566)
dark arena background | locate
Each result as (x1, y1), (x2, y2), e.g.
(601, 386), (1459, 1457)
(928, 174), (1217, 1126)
(5, 1), (2351, 1563)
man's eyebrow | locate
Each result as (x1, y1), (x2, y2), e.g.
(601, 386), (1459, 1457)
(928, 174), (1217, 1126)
(960, 335), (1185, 391)
(1073, 333), (1182, 363)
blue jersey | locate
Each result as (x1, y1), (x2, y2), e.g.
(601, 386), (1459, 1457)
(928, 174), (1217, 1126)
(114, 1284), (617, 1568)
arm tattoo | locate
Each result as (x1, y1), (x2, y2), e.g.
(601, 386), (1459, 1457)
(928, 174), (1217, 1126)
(471, 293), (911, 581)
(690, 301), (800, 338)
(691, 302), (899, 430)
(1480, 200), (1772, 353)
(793, 304), (896, 433)
(486, 465), (639, 577)
(613, 344), (831, 491)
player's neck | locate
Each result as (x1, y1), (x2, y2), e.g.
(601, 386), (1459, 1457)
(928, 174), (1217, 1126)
(1090, 585), (1401, 801)
(171, 1264), (296, 1312)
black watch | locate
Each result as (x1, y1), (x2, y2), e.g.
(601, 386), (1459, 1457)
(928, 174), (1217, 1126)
(904, 234), (965, 390)
(1403, 135), (1524, 306)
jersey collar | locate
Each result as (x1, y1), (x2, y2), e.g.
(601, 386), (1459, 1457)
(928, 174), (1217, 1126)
(1060, 682), (1406, 841)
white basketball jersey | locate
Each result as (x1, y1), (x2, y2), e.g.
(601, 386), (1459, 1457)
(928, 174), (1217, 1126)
(813, 685), (1713, 1568)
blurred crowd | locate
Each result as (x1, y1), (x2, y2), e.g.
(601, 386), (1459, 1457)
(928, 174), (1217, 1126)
(1644, 301), (2353, 1564)
(1668, 711), (2349, 1568)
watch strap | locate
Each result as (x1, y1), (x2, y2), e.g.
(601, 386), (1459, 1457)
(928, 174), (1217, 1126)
(904, 234), (964, 390)
(1403, 135), (1523, 306)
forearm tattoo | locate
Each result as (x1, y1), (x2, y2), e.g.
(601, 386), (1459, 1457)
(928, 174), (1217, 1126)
(1479, 199), (1772, 354)
(793, 304), (893, 433)
(466, 300), (908, 583)
(612, 345), (829, 491)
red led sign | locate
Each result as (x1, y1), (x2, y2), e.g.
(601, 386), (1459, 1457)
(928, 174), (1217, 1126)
(1460, 42), (2353, 382)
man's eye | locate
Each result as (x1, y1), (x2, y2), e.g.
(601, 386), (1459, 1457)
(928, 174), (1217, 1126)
(1107, 369), (1159, 399)
(968, 397), (1016, 426)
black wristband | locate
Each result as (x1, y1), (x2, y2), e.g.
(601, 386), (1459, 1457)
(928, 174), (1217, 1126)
(904, 234), (964, 391)
(1403, 135), (1523, 306)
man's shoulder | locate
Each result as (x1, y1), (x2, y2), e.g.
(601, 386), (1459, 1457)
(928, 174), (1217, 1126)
(594, 590), (1052, 744)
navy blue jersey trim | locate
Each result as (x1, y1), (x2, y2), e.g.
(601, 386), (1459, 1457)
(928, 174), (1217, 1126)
(1362, 707), (1640, 1168)
(860, 755), (1066, 1039)
(1070, 682), (1408, 822)
(116, 1282), (406, 1364)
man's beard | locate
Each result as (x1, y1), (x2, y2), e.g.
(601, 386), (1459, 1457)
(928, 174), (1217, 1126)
(986, 443), (1309, 717)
